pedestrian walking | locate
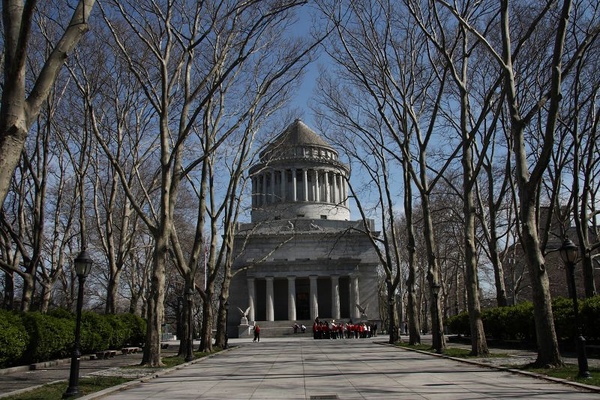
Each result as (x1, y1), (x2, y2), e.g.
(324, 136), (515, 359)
(253, 324), (261, 342)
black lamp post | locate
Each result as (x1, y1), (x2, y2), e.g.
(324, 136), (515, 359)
(224, 301), (229, 349)
(63, 249), (93, 398)
(185, 288), (194, 362)
(559, 238), (591, 379)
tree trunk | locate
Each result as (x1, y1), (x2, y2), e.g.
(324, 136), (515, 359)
(386, 278), (400, 344)
(461, 72), (488, 355)
(3, 270), (14, 310)
(179, 279), (194, 359)
(421, 193), (445, 353)
(141, 232), (167, 367)
(403, 162), (420, 345)
(39, 281), (52, 313)
(105, 269), (122, 314)
(20, 268), (35, 312)
(488, 191), (508, 307)
(521, 203), (563, 367)
(199, 296), (214, 353)
(464, 204), (488, 356)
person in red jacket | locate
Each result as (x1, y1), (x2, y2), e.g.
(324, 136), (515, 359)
(253, 324), (261, 342)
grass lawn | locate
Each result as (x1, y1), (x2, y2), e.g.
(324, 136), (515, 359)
(524, 365), (600, 387)
(2, 376), (132, 400)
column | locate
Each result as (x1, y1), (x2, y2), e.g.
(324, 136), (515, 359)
(342, 176), (348, 207)
(247, 278), (256, 322)
(324, 171), (330, 203)
(270, 169), (275, 203)
(332, 173), (338, 204)
(266, 277), (274, 321)
(315, 170), (320, 202)
(331, 275), (340, 320)
(309, 275), (318, 321)
(303, 169), (309, 201)
(281, 170), (286, 202)
(288, 276), (296, 321)
(292, 168), (297, 201)
(260, 174), (266, 206)
(251, 177), (256, 208)
(351, 275), (360, 320)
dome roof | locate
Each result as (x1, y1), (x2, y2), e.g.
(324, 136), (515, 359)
(259, 119), (336, 161)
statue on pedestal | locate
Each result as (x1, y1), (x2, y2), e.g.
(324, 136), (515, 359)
(237, 306), (251, 325)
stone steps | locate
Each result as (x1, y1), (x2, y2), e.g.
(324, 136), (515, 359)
(239, 320), (313, 338)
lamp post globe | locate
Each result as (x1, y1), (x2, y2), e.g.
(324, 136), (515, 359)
(559, 238), (578, 266)
(559, 238), (591, 379)
(74, 249), (93, 278)
(63, 249), (93, 398)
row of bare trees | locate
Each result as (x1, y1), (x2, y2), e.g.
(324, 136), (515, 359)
(313, 0), (599, 367)
(1, 1), (320, 367)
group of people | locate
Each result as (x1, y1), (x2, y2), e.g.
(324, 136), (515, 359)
(292, 323), (307, 333)
(312, 319), (377, 339)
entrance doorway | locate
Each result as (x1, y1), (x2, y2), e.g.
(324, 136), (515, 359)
(296, 278), (310, 320)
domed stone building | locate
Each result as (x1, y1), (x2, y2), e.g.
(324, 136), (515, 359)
(228, 119), (380, 337)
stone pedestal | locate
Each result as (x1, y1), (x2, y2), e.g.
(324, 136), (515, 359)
(238, 323), (251, 338)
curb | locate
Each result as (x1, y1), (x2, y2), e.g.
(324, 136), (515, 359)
(0, 357), (72, 376)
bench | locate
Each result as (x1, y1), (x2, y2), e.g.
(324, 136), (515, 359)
(121, 347), (141, 354)
(94, 350), (118, 359)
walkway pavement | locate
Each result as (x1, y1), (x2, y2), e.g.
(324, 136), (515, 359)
(1, 336), (599, 400)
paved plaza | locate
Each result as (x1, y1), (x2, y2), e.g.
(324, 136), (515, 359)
(81, 337), (598, 400)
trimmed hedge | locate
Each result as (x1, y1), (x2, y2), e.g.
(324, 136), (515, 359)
(446, 295), (600, 343)
(22, 311), (75, 364)
(581, 295), (600, 340)
(0, 310), (29, 368)
(0, 310), (146, 368)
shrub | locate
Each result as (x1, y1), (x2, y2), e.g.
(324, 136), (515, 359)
(505, 301), (534, 341)
(80, 312), (113, 353)
(447, 302), (535, 342)
(47, 308), (75, 320)
(22, 312), (74, 363)
(116, 313), (146, 346)
(446, 311), (469, 335)
(551, 297), (575, 340)
(581, 295), (600, 341)
(0, 310), (29, 368)
(0, 310), (147, 367)
(482, 307), (509, 340)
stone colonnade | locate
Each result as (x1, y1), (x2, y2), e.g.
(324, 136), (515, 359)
(246, 275), (361, 322)
(252, 168), (348, 208)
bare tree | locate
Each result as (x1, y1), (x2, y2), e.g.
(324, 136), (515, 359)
(0, 0), (96, 206)
(475, 136), (513, 308)
(80, 0), (312, 366)
(316, 0), (456, 352)
(560, 34), (600, 297)
(433, 0), (598, 366)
